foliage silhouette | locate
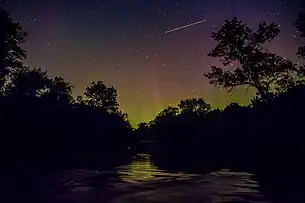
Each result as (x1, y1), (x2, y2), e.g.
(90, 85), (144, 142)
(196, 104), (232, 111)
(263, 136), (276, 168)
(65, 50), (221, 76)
(143, 85), (305, 201)
(204, 17), (303, 100)
(138, 122), (149, 129)
(156, 105), (180, 118)
(178, 98), (211, 115)
(5, 68), (73, 103)
(0, 8), (27, 90)
(83, 80), (119, 114)
(1, 7), (305, 203)
(137, 18), (305, 202)
(0, 8), (133, 175)
(6, 68), (51, 97)
(43, 76), (74, 102)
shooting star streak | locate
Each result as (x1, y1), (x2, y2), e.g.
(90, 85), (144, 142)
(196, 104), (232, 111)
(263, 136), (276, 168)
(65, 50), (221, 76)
(165, 19), (207, 34)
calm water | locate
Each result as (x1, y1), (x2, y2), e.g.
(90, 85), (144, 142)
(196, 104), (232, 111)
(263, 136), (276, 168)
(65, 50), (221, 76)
(48, 154), (270, 203)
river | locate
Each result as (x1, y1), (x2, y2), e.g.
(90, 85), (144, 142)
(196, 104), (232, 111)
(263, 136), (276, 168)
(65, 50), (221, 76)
(44, 154), (270, 203)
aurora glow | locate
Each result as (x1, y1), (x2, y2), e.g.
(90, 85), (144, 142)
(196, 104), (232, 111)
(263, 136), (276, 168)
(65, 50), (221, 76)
(3, 0), (303, 126)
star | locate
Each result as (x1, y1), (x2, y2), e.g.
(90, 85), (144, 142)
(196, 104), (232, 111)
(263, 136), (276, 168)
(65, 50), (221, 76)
(5, 0), (300, 125)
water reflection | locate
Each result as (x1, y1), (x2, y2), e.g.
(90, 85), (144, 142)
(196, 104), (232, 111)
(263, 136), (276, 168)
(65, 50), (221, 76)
(117, 154), (190, 184)
(49, 154), (270, 203)
(118, 154), (159, 183)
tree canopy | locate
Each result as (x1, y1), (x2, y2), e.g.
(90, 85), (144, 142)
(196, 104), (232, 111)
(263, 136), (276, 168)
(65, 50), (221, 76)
(157, 106), (180, 118)
(148, 97), (212, 127)
(178, 98), (211, 115)
(204, 17), (301, 100)
(0, 8), (27, 89)
(84, 81), (119, 114)
(5, 68), (73, 102)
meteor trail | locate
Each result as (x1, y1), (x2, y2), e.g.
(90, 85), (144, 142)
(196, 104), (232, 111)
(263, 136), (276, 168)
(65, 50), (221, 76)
(165, 19), (207, 34)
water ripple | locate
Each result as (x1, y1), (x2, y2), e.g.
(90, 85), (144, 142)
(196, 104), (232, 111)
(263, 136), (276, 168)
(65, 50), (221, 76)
(49, 154), (269, 203)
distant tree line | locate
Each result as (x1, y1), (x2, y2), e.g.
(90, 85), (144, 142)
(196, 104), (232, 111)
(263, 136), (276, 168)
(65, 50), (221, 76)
(134, 10), (305, 200)
(2, 5), (305, 203)
(1, 6), (305, 199)
(0, 8), (133, 171)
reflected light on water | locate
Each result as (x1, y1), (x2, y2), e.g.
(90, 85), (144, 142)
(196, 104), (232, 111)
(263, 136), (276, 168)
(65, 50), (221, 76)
(48, 154), (270, 203)
(117, 154), (160, 183)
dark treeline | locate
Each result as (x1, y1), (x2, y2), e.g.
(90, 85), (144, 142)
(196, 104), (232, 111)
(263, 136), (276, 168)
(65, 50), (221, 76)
(1, 5), (305, 203)
(1, 8), (137, 202)
(135, 13), (305, 202)
(0, 8), (134, 172)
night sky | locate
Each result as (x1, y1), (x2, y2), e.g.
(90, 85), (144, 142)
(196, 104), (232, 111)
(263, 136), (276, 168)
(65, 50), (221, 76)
(2, 0), (303, 125)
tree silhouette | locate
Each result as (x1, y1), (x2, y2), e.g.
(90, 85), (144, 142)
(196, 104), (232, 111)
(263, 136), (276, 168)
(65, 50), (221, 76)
(84, 81), (119, 114)
(0, 10), (135, 199)
(138, 122), (149, 129)
(204, 17), (299, 100)
(157, 106), (180, 117)
(149, 106), (179, 126)
(0, 8), (27, 89)
(76, 95), (85, 104)
(41, 76), (74, 103)
(5, 68), (73, 102)
(178, 98), (211, 115)
(295, 4), (305, 58)
(6, 68), (50, 97)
